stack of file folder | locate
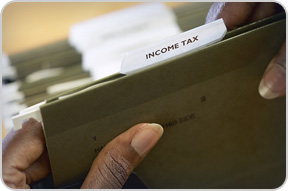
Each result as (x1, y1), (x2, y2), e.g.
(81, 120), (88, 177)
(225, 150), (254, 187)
(3, 2), (212, 131)
(69, 2), (213, 80)
(2, 40), (92, 130)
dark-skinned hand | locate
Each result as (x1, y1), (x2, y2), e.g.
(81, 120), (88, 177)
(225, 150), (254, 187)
(2, 118), (163, 189)
(206, 2), (285, 99)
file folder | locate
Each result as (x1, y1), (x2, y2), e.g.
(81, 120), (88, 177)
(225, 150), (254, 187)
(8, 40), (82, 80)
(16, 13), (287, 188)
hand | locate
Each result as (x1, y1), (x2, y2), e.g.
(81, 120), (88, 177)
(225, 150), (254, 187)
(2, 118), (163, 189)
(206, 2), (286, 99)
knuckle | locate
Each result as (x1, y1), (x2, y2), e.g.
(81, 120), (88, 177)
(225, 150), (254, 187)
(2, 169), (26, 189)
(273, 43), (286, 68)
(273, 56), (286, 69)
(101, 151), (131, 188)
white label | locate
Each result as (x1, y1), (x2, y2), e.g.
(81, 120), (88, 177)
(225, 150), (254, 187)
(25, 68), (64, 83)
(69, 3), (180, 52)
(84, 24), (181, 80)
(46, 77), (93, 95)
(120, 19), (227, 75)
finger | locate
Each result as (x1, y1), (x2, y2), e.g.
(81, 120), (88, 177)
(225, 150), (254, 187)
(205, 2), (257, 30)
(2, 118), (50, 188)
(259, 41), (286, 99)
(81, 123), (163, 189)
(248, 3), (284, 23)
(24, 149), (51, 185)
(205, 3), (282, 31)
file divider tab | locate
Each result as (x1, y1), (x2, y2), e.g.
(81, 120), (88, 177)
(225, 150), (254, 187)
(120, 19), (227, 75)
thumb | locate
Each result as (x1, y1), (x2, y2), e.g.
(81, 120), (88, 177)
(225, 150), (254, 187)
(81, 123), (163, 189)
(259, 41), (286, 99)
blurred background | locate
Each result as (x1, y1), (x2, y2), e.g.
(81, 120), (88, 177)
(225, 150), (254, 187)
(3, 2), (185, 54)
(2, 2), (213, 138)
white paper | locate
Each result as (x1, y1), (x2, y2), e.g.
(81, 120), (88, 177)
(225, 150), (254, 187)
(69, 3), (180, 52)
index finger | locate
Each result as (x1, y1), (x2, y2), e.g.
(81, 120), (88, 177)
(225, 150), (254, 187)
(205, 3), (281, 31)
(2, 118), (51, 188)
(2, 118), (46, 171)
(206, 2), (257, 30)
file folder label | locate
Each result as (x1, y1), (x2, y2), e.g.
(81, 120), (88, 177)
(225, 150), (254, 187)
(121, 19), (227, 74)
(69, 3), (180, 52)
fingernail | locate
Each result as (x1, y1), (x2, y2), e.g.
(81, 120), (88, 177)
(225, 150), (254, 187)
(131, 123), (163, 157)
(259, 63), (286, 99)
